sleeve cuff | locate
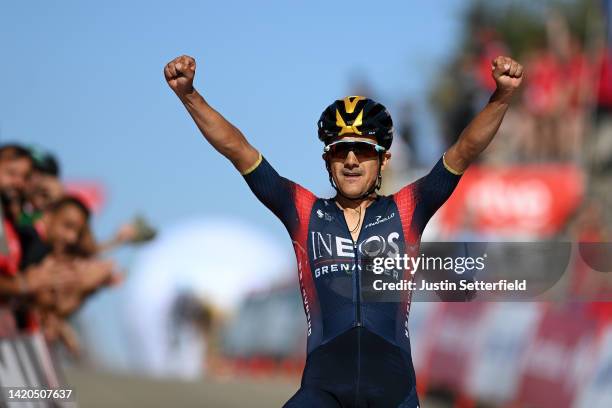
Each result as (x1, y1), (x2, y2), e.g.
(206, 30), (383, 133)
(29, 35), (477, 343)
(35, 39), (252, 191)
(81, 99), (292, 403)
(442, 153), (464, 176)
(241, 153), (263, 176)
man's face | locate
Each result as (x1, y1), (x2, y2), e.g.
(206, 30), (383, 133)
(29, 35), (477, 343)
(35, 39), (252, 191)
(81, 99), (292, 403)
(323, 135), (391, 199)
(28, 172), (64, 211)
(47, 205), (87, 254)
(0, 157), (32, 203)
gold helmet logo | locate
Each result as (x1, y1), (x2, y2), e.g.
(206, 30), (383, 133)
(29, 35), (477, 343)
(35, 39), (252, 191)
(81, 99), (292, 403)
(336, 96), (365, 136)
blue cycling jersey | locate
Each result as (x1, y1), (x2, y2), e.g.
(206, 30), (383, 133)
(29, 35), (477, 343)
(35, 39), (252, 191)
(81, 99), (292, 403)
(243, 155), (461, 407)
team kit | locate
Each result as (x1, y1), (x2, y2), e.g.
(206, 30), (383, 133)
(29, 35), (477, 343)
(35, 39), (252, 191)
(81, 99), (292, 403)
(165, 54), (524, 407)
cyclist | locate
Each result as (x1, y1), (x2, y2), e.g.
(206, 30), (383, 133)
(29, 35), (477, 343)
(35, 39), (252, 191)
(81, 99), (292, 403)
(165, 55), (523, 407)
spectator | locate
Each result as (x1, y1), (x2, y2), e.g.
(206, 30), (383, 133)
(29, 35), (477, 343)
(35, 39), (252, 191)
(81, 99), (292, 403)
(18, 196), (119, 351)
(0, 143), (53, 296)
(0, 144), (32, 224)
(21, 148), (63, 225)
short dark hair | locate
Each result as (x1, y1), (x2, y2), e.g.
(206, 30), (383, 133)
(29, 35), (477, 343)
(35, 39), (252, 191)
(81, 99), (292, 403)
(0, 144), (33, 164)
(30, 149), (60, 177)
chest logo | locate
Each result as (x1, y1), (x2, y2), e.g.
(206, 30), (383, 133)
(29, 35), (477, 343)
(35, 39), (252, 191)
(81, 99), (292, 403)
(364, 212), (396, 229)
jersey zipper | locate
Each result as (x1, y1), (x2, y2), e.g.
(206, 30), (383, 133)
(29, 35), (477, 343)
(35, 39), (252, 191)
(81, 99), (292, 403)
(337, 200), (374, 328)
(352, 200), (374, 327)
(336, 198), (376, 405)
(353, 241), (362, 327)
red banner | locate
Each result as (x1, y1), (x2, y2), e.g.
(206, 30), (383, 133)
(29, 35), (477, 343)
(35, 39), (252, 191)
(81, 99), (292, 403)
(439, 164), (584, 237)
(515, 305), (598, 408)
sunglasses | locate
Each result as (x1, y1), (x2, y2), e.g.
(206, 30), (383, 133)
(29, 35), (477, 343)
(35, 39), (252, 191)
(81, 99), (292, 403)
(324, 140), (386, 160)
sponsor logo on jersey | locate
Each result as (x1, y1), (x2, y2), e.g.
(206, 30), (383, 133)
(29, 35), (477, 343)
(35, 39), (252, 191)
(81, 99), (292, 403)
(364, 212), (396, 229)
(316, 209), (334, 222)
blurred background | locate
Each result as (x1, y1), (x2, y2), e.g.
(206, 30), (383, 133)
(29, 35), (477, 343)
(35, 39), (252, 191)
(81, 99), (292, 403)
(0, 0), (610, 407)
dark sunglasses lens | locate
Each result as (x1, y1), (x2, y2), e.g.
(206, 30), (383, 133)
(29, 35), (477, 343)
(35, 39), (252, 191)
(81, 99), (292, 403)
(353, 144), (378, 158)
(329, 144), (350, 159)
(329, 143), (377, 159)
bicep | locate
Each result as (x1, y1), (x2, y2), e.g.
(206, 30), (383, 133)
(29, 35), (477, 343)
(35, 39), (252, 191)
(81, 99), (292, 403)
(395, 157), (462, 234)
(418, 156), (463, 213)
(243, 156), (301, 233)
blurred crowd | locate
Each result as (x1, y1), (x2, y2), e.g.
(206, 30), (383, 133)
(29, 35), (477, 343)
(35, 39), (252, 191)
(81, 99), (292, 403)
(429, 7), (610, 164)
(444, 5), (610, 279)
(439, 32), (608, 164)
(427, 4), (612, 228)
(0, 144), (154, 355)
(391, 4), (612, 406)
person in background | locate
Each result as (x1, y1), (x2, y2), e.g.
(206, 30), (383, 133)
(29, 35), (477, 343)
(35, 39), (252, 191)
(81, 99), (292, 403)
(0, 143), (152, 355)
(0, 143), (63, 298)
(0, 144), (32, 223)
(21, 148), (63, 226)
(22, 146), (154, 253)
(17, 195), (120, 353)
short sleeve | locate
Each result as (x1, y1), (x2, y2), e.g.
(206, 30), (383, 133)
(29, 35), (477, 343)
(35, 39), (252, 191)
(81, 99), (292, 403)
(394, 156), (462, 237)
(243, 155), (316, 236)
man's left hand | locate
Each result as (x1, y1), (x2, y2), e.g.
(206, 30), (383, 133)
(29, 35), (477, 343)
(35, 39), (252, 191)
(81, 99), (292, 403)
(492, 56), (523, 100)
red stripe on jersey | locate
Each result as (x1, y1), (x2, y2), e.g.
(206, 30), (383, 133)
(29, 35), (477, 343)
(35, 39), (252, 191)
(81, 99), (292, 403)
(393, 184), (421, 326)
(292, 184), (320, 337)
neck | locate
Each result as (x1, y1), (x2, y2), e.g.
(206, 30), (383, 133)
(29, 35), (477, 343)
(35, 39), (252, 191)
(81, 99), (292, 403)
(335, 192), (376, 211)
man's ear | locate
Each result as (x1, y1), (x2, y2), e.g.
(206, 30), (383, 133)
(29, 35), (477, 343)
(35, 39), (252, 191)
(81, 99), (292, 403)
(380, 152), (392, 171)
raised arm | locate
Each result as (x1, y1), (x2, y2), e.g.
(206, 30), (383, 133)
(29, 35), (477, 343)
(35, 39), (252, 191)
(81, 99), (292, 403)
(444, 56), (524, 174)
(164, 55), (260, 174)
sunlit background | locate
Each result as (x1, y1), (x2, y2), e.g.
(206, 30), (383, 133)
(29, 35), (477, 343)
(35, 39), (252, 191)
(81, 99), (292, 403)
(1, 0), (611, 406)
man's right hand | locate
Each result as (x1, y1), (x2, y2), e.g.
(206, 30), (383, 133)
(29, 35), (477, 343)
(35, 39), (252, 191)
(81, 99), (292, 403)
(163, 53), (261, 174)
(164, 55), (197, 97)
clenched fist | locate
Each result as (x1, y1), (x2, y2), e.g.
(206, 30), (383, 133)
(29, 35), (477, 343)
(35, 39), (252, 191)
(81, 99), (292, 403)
(491, 56), (523, 97)
(164, 55), (197, 96)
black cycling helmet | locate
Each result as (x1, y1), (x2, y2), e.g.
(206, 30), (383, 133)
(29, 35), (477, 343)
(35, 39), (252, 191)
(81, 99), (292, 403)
(318, 96), (394, 150)
(319, 96), (394, 201)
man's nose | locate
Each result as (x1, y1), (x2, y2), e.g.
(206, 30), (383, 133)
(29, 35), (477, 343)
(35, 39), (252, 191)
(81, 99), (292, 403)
(344, 151), (359, 167)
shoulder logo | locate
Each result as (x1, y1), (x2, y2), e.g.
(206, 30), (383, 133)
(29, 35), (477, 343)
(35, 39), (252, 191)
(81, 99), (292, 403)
(316, 208), (334, 222)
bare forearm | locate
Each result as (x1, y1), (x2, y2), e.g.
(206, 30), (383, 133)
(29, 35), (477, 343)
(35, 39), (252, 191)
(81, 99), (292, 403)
(165, 55), (260, 172)
(444, 56), (523, 174)
(446, 90), (511, 172)
(179, 89), (259, 173)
